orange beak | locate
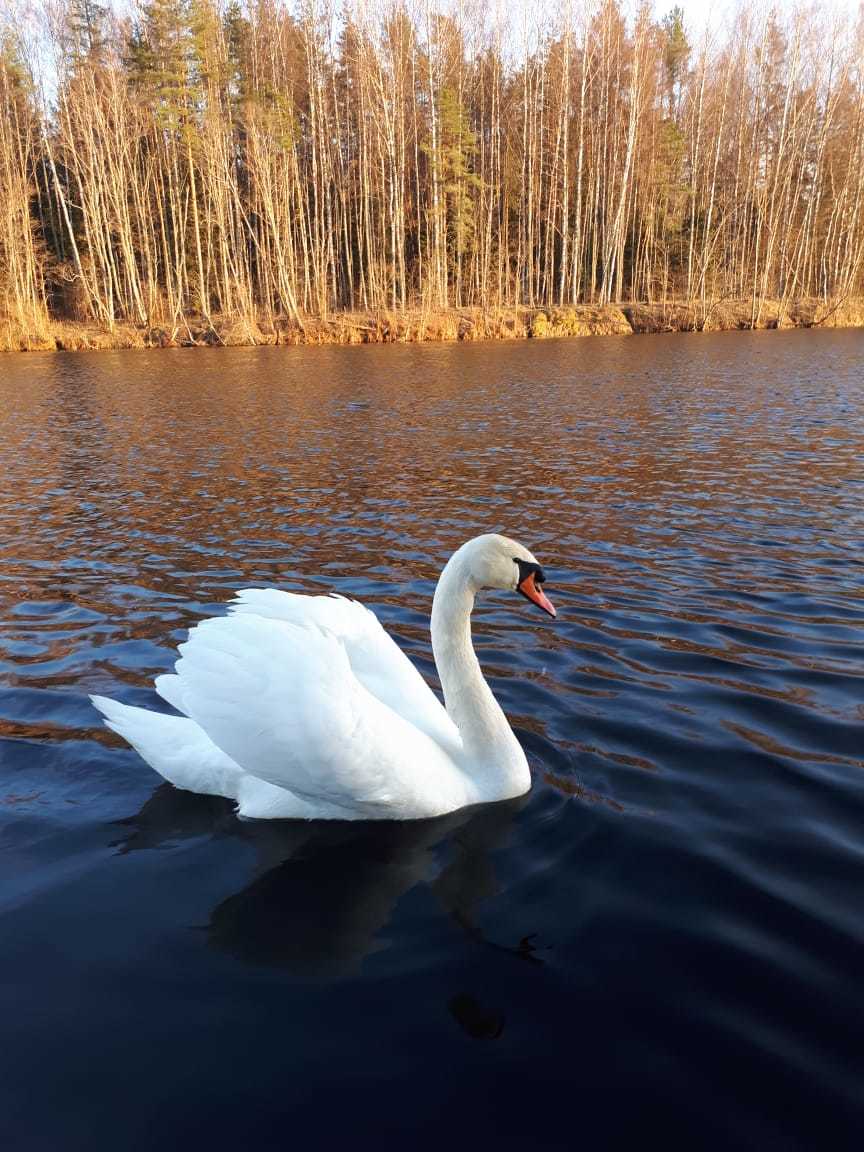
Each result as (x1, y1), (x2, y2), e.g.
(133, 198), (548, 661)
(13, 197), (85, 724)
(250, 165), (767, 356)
(518, 571), (556, 617)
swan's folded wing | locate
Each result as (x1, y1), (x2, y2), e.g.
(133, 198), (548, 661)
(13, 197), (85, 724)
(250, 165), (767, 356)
(229, 588), (459, 752)
(172, 613), (462, 818)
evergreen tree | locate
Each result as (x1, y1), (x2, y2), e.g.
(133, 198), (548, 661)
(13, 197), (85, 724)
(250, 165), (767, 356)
(663, 6), (689, 120)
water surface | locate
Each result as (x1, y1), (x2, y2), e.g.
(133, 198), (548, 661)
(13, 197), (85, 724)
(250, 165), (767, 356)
(1, 332), (863, 1149)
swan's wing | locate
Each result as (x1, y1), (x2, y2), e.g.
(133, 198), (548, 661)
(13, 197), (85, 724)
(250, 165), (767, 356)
(171, 613), (464, 819)
(229, 588), (459, 751)
(154, 671), (189, 715)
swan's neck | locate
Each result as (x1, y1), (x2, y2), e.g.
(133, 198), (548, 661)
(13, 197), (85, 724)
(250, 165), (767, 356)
(430, 551), (528, 793)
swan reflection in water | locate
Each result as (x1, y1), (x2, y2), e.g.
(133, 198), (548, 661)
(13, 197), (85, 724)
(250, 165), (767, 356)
(114, 783), (535, 990)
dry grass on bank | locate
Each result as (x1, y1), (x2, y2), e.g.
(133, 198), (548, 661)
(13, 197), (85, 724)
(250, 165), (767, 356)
(624, 296), (864, 333)
(1, 298), (862, 354)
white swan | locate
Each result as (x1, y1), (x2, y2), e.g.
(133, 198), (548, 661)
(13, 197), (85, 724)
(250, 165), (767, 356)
(91, 533), (556, 821)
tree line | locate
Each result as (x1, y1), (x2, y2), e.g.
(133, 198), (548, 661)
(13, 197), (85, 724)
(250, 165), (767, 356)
(1, 0), (863, 343)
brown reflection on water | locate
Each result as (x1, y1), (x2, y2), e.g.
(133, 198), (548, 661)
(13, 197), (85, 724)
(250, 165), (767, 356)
(3, 339), (862, 576)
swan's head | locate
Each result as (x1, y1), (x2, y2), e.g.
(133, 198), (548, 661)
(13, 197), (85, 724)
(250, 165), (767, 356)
(459, 533), (556, 618)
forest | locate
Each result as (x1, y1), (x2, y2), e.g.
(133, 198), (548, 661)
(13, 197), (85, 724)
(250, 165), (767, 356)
(1, 0), (863, 349)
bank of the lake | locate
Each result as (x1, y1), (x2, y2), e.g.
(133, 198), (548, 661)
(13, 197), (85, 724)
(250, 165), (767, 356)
(3, 296), (864, 353)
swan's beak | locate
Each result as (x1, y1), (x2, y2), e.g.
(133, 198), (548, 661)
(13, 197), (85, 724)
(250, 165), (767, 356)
(518, 571), (556, 618)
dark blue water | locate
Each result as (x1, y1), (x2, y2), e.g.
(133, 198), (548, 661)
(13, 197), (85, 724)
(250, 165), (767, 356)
(1, 332), (862, 1150)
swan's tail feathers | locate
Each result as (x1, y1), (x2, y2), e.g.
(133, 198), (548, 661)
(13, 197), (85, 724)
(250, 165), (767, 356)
(89, 694), (245, 801)
(91, 693), (158, 746)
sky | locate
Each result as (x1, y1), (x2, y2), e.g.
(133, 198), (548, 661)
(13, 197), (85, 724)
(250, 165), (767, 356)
(667, 0), (732, 30)
(662, 0), (861, 34)
(8, 0), (863, 94)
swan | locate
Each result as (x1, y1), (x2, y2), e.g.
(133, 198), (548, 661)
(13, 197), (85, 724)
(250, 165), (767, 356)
(91, 533), (556, 821)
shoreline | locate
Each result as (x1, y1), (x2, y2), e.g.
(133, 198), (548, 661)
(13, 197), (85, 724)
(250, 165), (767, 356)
(3, 298), (863, 353)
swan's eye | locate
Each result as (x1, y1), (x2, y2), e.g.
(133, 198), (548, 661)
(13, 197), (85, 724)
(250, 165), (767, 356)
(514, 558), (545, 584)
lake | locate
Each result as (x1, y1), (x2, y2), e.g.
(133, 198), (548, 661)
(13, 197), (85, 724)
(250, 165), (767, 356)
(1, 331), (862, 1150)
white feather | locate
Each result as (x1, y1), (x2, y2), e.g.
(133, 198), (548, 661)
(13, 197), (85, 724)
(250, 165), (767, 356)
(171, 613), (467, 818)
(91, 534), (544, 821)
(228, 589), (458, 750)
(89, 694), (336, 819)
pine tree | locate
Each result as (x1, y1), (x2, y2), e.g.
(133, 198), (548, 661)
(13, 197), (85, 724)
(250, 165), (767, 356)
(662, 6), (689, 121)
